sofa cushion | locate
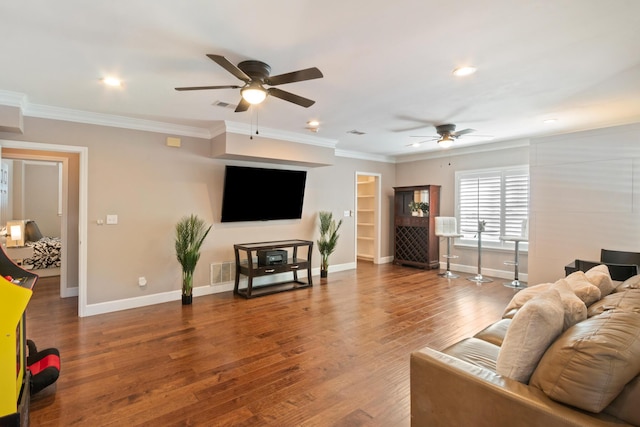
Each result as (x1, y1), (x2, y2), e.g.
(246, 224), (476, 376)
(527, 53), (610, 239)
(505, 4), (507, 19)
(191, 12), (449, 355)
(501, 283), (552, 318)
(441, 337), (500, 372)
(587, 289), (640, 317)
(496, 289), (565, 383)
(564, 270), (602, 306)
(585, 264), (615, 297)
(551, 279), (587, 330)
(603, 374), (640, 426)
(473, 318), (511, 346)
(530, 310), (640, 413)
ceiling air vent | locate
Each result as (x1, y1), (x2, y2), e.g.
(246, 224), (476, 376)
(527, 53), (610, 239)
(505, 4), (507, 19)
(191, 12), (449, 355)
(347, 129), (366, 135)
(212, 100), (236, 109)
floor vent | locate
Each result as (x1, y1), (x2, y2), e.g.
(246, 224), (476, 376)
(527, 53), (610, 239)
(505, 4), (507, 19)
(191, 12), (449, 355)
(210, 261), (236, 285)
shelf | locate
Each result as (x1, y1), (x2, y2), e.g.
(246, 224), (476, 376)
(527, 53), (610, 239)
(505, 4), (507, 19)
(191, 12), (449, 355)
(357, 222), (374, 226)
(357, 236), (374, 241)
(357, 194), (375, 198)
(233, 240), (313, 299)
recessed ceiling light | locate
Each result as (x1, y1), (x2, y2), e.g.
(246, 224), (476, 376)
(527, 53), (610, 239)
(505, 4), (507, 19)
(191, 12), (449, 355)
(543, 118), (558, 124)
(307, 120), (320, 127)
(101, 77), (122, 87)
(452, 66), (477, 77)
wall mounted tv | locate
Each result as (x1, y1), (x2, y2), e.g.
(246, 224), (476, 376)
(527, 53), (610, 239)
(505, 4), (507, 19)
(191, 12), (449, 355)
(220, 165), (307, 222)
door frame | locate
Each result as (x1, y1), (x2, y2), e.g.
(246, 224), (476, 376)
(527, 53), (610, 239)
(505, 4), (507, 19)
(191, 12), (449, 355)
(0, 139), (88, 316)
(354, 171), (382, 264)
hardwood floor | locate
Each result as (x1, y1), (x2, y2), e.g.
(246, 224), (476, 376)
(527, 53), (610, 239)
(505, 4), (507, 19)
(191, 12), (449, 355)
(26, 263), (515, 426)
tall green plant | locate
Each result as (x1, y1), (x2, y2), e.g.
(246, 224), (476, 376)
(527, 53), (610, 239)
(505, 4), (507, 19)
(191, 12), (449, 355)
(175, 214), (212, 296)
(317, 211), (343, 273)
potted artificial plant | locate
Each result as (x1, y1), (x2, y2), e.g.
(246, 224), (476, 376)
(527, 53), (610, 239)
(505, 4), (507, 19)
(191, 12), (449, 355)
(317, 211), (343, 278)
(409, 201), (429, 217)
(175, 214), (211, 305)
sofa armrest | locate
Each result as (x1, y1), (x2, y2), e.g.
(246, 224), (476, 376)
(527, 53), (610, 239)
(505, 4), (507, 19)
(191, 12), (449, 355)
(410, 347), (630, 427)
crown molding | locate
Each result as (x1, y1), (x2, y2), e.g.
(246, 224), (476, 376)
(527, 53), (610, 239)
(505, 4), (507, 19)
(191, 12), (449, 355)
(23, 103), (212, 139)
(0, 90), (28, 109)
(334, 149), (396, 163)
(222, 120), (338, 149)
(393, 138), (531, 163)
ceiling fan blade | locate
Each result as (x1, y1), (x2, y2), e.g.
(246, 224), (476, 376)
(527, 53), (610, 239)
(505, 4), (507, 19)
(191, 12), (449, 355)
(452, 128), (475, 137)
(268, 88), (315, 108)
(265, 67), (323, 86)
(235, 98), (250, 113)
(175, 85), (241, 91)
(206, 54), (251, 83)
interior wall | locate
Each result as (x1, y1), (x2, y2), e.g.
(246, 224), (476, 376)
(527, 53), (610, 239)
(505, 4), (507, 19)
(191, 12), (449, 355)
(394, 143), (530, 276)
(529, 122), (640, 284)
(0, 117), (396, 308)
(23, 162), (61, 237)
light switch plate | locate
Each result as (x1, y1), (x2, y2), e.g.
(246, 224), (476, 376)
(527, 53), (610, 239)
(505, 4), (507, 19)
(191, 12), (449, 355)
(106, 214), (118, 225)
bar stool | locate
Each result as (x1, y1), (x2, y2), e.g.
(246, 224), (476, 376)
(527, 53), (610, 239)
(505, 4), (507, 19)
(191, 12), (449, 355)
(467, 220), (493, 283)
(500, 219), (528, 289)
(435, 217), (463, 279)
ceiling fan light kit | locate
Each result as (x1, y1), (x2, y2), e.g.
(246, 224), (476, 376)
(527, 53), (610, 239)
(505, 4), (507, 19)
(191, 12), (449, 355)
(241, 82), (267, 104)
(410, 123), (482, 149)
(437, 135), (455, 148)
(176, 54), (323, 112)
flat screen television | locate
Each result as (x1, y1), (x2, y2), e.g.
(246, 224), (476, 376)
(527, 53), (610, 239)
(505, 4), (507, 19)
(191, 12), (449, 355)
(220, 166), (307, 222)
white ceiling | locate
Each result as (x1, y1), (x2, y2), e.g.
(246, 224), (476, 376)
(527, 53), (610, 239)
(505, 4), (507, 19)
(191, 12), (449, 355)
(2, 1), (640, 159)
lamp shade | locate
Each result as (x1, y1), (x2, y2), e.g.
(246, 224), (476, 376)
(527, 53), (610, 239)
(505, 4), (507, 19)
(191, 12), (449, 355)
(438, 135), (455, 148)
(241, 82), (267, 104)
(6, 221), (25, 247)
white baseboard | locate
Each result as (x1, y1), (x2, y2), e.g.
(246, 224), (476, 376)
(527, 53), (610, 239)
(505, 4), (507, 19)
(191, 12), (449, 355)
(81, 260), (525, 317)
(83, 261), (358, 317)
(439, 262), (528, 282)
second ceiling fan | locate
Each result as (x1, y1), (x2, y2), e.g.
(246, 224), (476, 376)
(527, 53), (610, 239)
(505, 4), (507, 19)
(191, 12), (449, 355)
(175, 54), (323, 112)
(411, 124), (478, 148)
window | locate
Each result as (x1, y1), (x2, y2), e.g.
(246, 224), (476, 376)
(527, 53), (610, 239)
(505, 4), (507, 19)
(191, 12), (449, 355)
(455, 166), (529, 249)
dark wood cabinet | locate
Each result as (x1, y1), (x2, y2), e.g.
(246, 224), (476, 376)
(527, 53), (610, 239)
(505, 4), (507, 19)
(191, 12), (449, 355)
(393, 185), (441, 269)
(233, 239), (313, 298)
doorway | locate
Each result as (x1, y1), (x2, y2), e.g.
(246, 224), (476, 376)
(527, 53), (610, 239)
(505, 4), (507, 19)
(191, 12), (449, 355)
(0, 139), (87, 316)
(355, 172), (381, 264)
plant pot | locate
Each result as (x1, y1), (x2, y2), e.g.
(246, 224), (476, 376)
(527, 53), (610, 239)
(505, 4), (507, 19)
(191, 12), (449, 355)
(320, 269), (328, 278)
(181, 294), (192, 305)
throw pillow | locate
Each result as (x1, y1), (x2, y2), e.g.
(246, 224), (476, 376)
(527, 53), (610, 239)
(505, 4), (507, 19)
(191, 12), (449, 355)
(551, 279), (587, 330)
(496, 288), (565, 383)
(564, 271), (602, 306)
(530, 310), (640, 413)
(585, 264), (615, 297)
(501, 283), (552, 318)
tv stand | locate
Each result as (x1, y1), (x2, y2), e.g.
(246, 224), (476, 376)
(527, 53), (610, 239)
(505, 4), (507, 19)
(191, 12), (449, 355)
(233, 239), (313, 298)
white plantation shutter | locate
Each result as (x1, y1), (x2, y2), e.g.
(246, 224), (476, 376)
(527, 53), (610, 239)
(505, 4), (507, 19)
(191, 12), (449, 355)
(503, 169), (529, 236)
(456, 166), (529, 248)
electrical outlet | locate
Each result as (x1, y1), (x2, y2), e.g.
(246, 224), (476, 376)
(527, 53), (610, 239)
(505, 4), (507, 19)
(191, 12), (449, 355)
(106, 214), (118, 225)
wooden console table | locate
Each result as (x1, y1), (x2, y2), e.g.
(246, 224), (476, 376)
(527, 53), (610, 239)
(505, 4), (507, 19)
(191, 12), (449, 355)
(233, 239), (313, 298)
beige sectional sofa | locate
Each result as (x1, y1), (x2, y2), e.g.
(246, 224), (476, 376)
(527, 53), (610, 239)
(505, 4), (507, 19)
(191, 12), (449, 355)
(411, 265), (640, 426)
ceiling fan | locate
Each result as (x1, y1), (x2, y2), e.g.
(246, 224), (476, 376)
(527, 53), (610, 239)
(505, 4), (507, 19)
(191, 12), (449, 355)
(410, 124), (477, 148)
(175, 54), (323, 112)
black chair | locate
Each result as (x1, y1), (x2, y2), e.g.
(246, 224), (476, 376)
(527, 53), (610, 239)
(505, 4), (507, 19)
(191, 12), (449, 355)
(565, 259), (639, 281)
(600, 249), (640, 266)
